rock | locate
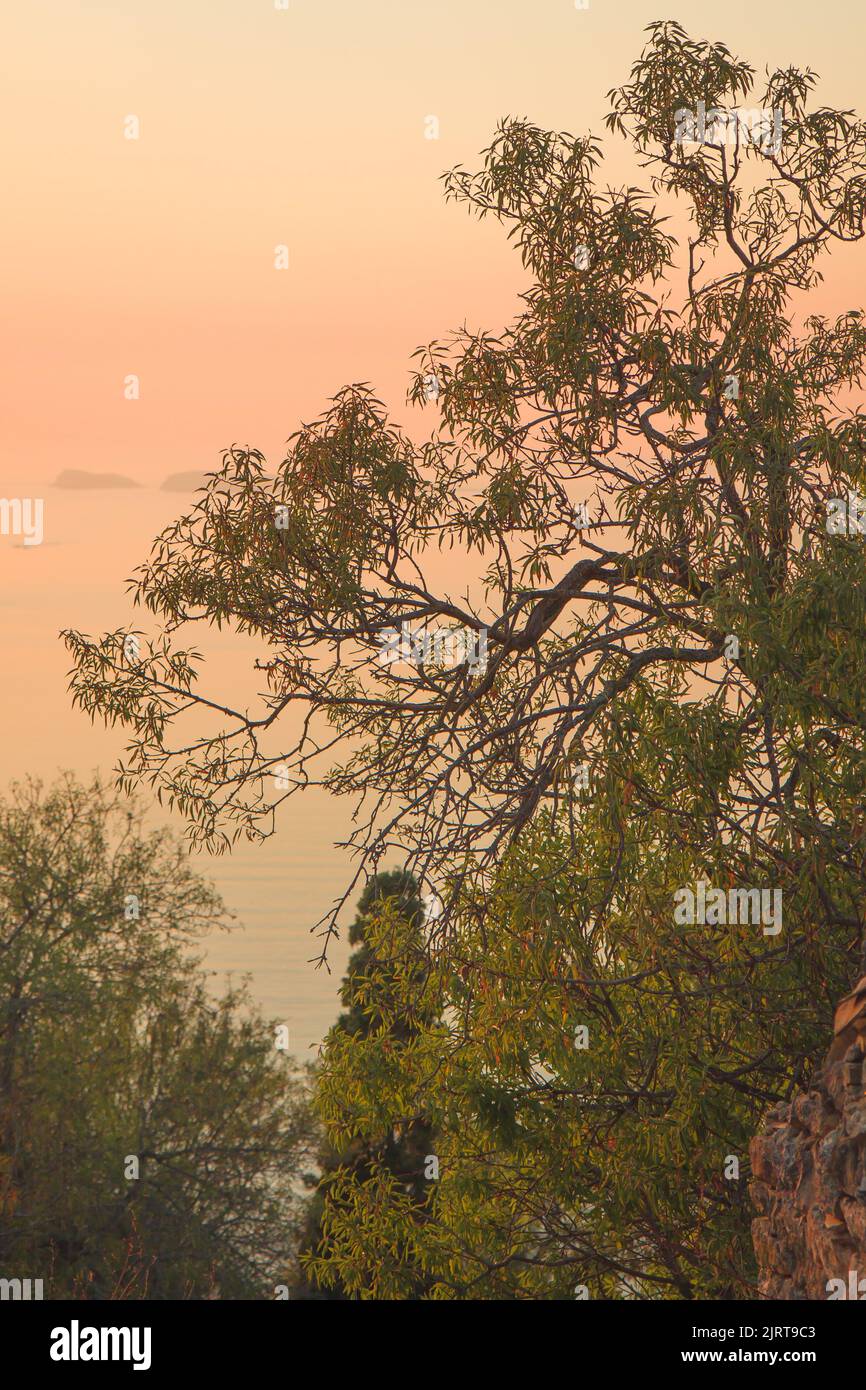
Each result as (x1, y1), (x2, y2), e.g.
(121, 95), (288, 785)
(750, 1011), (866, 1299)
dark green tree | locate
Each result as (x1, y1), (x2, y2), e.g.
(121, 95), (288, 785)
(294, 871), (436, 1298)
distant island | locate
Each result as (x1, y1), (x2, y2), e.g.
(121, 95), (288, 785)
(161, 471), (212, 492)
(54, 469), (138, 489)
(52, 469), (214, 492)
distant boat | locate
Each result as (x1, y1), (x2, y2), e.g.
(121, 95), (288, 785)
(54, 469), (138, 489)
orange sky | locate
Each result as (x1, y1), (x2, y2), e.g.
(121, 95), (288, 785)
(4, 1), (866, 486)
(2, 1), (865, 1051)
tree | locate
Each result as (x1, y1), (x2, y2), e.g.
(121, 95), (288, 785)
(295, 871), (436, 1299)
(0, 775), (315, 1299)
(64, 21), (866, 1296)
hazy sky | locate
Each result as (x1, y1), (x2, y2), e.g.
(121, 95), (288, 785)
(4, 1), (865, 482)
(2, 1), (864, 1051)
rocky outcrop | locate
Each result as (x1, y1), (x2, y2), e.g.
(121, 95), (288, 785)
(53, 469), (138, 489)
(750, 1038), (866, 1299)
(161, 471), (211, 492)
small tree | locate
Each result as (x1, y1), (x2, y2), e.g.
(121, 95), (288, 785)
(0, 776), (315, 1299)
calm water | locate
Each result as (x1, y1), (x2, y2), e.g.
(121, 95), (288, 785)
(0, 478), (353, 1058)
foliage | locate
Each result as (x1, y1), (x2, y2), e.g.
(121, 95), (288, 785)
(0, 775), (314, 1299)
(296, 871), (435, 1299)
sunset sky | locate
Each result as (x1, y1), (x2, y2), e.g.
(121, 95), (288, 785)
(2, 0), (865, 1052)
(5, 1), (866, 482)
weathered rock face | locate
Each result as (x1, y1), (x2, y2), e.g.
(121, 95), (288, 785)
(750, 1041), (866, 1299)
